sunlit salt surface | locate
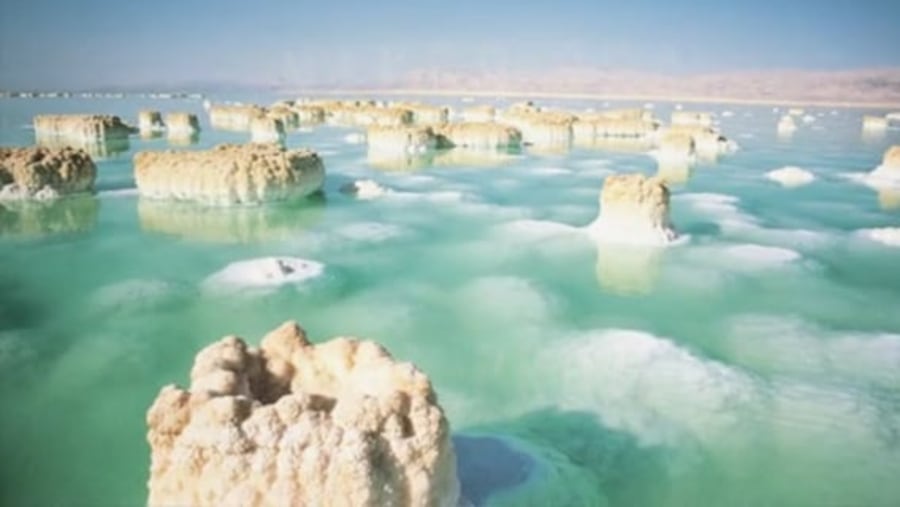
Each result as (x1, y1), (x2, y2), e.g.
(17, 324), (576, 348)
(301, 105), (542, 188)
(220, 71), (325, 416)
(1, 94), (899, 507)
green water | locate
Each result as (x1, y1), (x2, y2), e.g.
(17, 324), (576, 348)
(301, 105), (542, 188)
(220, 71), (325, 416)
(1, 96), (899, 506)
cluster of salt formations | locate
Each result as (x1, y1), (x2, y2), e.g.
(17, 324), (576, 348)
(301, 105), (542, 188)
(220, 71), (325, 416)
(208, 104), (267, 131)
(146, 321), (460, 507)
(392, 102), (450, 124)
(33, 114), (134, 142)
(586, 173), (677, 246)
(134, 143), (324, 205)
(138, 110), (165, 136)
(0, 146), (96, 200)
(671, 111), (713, 127)
(433, 122), (523, 149)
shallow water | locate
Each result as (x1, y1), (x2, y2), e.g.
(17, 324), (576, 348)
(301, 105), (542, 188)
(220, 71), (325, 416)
(1, 95), (899, 506)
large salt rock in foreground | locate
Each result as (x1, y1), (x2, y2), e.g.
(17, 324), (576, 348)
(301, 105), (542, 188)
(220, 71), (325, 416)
(134, 144), (324, 205)
(0, 146), (96, 200)
(586, 173), (677, 245)
(33, 114), (134, 140)
(870, 145), (900, 182)
(146, 321), (460, 507)
(433, 122), (522, 149)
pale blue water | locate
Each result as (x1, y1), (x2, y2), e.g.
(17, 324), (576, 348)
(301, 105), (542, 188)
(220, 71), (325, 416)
(1, 94), (899, 506)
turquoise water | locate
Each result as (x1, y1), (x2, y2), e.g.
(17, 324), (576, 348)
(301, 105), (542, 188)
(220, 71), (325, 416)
(1, 95), (899, 506)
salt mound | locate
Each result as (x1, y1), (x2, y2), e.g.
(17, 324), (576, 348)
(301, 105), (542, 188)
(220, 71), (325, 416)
(766, 166), (815, 187)
(202, 257), (324, 292)
(146, 321), (460, 506)
(586, 173), (678, 246)
(340, 179), (389, 200)
(777, 115), (797, 134)
(0, 146), (96, 200)
(858, 227), (900, 247)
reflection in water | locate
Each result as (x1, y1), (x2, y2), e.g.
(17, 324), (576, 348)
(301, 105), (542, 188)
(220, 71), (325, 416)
(168, 132), (200, 147)
(139, 131), (163, 141)
(862, 129), (886, 144)
(137, 198), (324, 243)
(35, 133), (130, 159)
(367, 150), (435, 171)
(525, 139), (572, 156)
(0, 196), (99, 238)
(594, 243), (665, 295)
(432, 148), (520, 168)
(878, 188), (900, 211)
(655, 159), (693, 185)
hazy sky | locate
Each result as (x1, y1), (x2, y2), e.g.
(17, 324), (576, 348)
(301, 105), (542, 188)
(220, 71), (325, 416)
(1, 0), (899, 89)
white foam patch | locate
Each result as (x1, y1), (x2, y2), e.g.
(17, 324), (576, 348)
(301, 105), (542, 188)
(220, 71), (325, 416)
(841, 171), (900, 191)
(494, 219), (580, 240)
(530, 167), (573, 176)
(544, 329), (762, 445)
(202, 257), (324, 293)
(676, 192), (758, 229)
(98, 188), (139, 198)
(856, 227), (900, 247)
(720, 244), (802, 268)
(725, 315), (900, 388)
(766, 166), (816, 187)
(334, 222), (407, 242)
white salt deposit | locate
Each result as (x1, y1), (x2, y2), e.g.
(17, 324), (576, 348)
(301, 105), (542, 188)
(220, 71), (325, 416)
(857, 227), (900, 247)
(344, 132), (366, 144)
(766, 166), (816, 187)
(202, 256), (324, 292)
(720, 244), (801, 268)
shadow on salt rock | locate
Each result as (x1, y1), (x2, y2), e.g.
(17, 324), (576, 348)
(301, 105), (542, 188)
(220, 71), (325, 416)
(0, 195), (99, 238)
(137, 195), (325, 244)
(454, 409), (667, 507)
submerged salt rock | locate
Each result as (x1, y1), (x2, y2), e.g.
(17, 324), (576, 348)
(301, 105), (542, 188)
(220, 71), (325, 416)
(138, 110), (165, 134)
(766, 166), (815, 187)
(0, 146), (96, 200)
(33, 114), (134, 140)
(340, 179), (389, 200)
(433, 122), (522, 149)
(146, 321), (460, 507)
(202, 257), (324, 291)
(587, 173), (677, 245)
(367, 125), (437, 154)
(134, 143), (324, 205)
(671, 111), (713, 127)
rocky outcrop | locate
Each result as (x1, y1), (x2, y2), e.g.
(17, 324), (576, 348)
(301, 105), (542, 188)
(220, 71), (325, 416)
(318, 102), (414, 127)
(394, 102), (449, 124)
(586, 173), (677, 245)
(500, 110), (574, 147)
(250, 117), (286, 144)
(777, 115), (797, 135)
(146, 321), (460, 507)
(367, 126), (437, 154)
(139, 110), (165, 134)
(134, 144), (324, 205)
(433, 122), (522, 149)
(165, 113), (201, 139)
(0, 146), (96, 200)
(209, 104), (267, 131)
(292, 104), (326, 124)
(33, 114), (134, 140)
(670, 111), (713, 127)
(870, 145), (900, 181)
(461, 105), (495, 122)
(663, 125), (736, 158)
(862, 115), (888, 132)
(656, 132), (696, 161)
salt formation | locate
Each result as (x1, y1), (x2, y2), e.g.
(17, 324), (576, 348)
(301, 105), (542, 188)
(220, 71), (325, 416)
(671, 111), (713, 127)
(292, 104), (326, 124)
(586, 173), (678, 245)
(315, 101), (413, 127)
(146, 321), (460, 507)
(766, 166), (815, 187)
(266, 106), (299, 129)
(209, 104), (266, 131)
(656, 132), (696, 162)
(664, 125), (736, 158)
(249, 117), (285, 144)
(0, 146), (96, 200)
(433, 123), (523, 149)
(138, 110), (165, 135)
(788, 107), (805, 116)
(33, 114), (134, 141)
(777, 115), (797, 135)
(862, 115), (888, 132)
(461, 105), (495, 122)
(869, 145), (900, 182)
(393, 102), (449, 124)
(134, 143), (324, 205)
(500, 109), (574, 147)
(656, 159), (692, 185)
(203, 257), (325, 291)
(340, 179), (389, 200)
(858, 227), (900, 247)
(367, 126), (437, 154)
(165, 113), (201, 142)
(595, 108), (654, 121)
(572, 115), (658, 142)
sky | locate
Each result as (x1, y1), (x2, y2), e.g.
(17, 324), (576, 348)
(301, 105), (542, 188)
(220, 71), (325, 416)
(1, 0), (899, 89)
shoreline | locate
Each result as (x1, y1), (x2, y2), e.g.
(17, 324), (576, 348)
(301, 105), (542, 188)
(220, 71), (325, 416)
(289, 88), (900, 110)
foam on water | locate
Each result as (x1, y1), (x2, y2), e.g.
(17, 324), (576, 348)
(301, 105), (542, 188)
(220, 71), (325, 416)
(334, 221), (408, 242)
(856, 227), (900, 247)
